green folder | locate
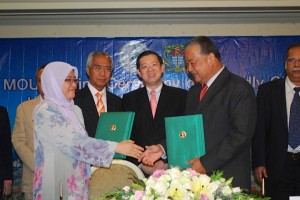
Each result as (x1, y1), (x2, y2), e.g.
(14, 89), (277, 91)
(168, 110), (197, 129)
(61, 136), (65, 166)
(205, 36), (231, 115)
(165, 114), (206, 169)
(95, 112), (135, 159)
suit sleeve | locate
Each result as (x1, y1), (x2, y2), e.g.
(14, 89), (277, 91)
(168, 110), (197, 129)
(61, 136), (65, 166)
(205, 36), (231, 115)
(121, 94), (132, 111)
(12, 104), (35, 171)
(251, 84), (268, 168)
(1, 107), (13, 181)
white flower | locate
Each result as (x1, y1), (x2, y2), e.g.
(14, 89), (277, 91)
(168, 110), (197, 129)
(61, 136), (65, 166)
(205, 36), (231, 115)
(232, 187), (241, 193)
(221, 185), (232, 196)
(100, 168), (269, 200)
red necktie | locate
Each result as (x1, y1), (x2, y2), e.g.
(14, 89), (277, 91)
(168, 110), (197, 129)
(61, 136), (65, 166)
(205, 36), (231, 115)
(199, 84), (208, 101)
(95, 92), (105, 115)
(150, 90), (157, 118)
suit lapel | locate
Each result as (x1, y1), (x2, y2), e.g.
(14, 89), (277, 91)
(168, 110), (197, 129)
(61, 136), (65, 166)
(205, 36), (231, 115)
(273, 78), (288, 129)
(140, 87), (154, 120)
(155, 84), (168, 119)
(196, 68), (230, 112)
(106, 90), (118, 112)
(82, 86), (99, 119)
(106, 91), (113, 111)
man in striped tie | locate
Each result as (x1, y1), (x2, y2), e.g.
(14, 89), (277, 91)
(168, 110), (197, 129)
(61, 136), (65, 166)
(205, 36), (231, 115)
(74, 51), (122, 138)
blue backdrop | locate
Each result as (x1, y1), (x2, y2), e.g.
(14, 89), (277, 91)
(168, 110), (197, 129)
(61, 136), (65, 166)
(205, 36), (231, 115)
(1, 36), (300, 190)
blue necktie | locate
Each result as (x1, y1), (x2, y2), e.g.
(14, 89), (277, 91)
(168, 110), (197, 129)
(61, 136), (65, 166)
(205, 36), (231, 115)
(289, 87), (300, 149)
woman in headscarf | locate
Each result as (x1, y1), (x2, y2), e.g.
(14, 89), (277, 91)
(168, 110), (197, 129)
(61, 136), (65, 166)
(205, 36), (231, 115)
(32, 61), (144, 200)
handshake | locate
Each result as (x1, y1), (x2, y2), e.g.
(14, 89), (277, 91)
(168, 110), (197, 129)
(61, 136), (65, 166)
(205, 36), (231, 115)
(138, 145), (168, 175)
(115, 141), (167, 175)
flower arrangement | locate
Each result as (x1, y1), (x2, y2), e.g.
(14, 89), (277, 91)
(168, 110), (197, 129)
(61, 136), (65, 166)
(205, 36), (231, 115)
(97, 168), (270, 200)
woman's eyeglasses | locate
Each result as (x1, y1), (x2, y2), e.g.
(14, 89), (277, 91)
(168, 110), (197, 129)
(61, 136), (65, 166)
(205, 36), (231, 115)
(64, 78), (78, 84)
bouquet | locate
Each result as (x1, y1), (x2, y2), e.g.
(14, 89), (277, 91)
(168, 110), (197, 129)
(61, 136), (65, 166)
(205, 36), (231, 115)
(98, 168), (270, 200)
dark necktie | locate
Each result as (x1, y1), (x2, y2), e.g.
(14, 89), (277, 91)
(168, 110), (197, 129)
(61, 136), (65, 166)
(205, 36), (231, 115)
(199, 84), (208, 101)
(288, 87), (300, 149)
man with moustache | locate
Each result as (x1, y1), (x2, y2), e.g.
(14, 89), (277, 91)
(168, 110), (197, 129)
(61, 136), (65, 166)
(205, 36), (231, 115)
(74, 52), (122, 138)
(252, 44), (300, 200)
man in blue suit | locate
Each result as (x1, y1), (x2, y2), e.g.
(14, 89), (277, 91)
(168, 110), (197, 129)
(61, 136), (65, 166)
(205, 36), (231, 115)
(122, 50), (187, 175)
(252, 44), (300, 200)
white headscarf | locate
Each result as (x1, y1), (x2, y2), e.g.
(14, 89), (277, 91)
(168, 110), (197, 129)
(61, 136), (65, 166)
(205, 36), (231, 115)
(42, 61), (78, 109)
(34, 61), (81, 129)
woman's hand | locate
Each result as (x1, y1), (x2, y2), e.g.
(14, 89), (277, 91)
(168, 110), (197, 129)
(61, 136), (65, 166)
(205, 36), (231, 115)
(115, 140), (144, 159)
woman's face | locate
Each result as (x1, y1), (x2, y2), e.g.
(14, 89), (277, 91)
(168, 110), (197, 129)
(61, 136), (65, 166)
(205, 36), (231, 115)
(62, 70), (78, 100)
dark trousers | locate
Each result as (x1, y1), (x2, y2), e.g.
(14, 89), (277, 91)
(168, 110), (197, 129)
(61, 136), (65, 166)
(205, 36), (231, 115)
(265, 154), (300, 200)
(0, 181), (3, 200)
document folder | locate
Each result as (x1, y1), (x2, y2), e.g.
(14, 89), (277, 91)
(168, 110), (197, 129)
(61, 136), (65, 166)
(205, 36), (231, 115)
(165, 114), (206, 169)
(95, 112), (135, 159)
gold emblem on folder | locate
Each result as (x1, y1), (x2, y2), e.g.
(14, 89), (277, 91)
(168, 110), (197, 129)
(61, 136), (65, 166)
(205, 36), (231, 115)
(179, 131), (186, 138)
(110, 125), (117, 131)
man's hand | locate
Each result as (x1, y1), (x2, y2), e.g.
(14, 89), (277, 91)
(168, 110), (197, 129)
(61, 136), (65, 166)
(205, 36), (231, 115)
(3, 182), (12, 197)
(187, 157), (207, 174)
(255, 166), (268, 183)
(139, 145), (164, 165)
(141, 160), (168, 175)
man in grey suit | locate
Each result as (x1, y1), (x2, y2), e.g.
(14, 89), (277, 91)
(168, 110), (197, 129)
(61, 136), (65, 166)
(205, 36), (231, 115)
(184, 36), (256, 189)
(12, 65), (45, 200)
(74, 51), (121, 138)
(140, 37), (256, 188)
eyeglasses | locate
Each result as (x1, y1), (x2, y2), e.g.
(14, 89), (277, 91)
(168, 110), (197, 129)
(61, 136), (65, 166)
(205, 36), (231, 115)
(91, 65), (112, 72)
(64, 78), (78, 84)
(287, 58), (300, 64)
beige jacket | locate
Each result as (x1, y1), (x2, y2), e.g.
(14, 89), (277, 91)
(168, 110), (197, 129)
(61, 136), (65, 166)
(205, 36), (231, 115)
(12, 96), (41, 194)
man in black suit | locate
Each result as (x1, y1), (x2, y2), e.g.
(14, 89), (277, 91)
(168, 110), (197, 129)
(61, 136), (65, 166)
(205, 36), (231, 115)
(122, 50), (187, 175)
(252, 44), (300, 200)
(74, 51), (121, 138)
(0, 106), (13, 200)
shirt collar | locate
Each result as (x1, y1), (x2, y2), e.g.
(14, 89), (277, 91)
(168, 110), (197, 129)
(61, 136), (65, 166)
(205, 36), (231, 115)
(286, 76), (297, 94)
(206, 65), (225, 87)
(146, 82), (163, 95)
(88, 82), (106, 96)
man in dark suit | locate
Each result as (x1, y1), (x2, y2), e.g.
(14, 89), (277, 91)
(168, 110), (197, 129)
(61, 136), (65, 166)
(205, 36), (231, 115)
(252, 44), (300, 200)
(74, 51), (121, 138)
(183, 36), (256, 189)
(122, 50), (187, 175)
(0, 106), (13, 200)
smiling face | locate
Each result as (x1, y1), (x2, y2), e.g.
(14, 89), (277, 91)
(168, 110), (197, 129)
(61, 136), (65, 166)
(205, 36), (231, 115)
(185, 44), (214, 84)
(62, 70), (78, 100)
(137, 54), (164, 89)
(86, 54), (112, 91)
(286, 46), (300, 86)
